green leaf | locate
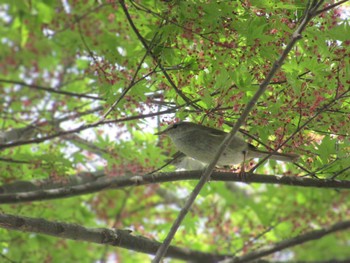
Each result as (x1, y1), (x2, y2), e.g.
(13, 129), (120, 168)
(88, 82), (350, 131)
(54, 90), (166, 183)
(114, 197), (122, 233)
(35, 2), (54, 23)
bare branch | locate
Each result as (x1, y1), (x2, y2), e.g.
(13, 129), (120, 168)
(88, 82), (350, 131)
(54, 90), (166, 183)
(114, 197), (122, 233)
(76, 15), (111, 84)
(315, 0), (349, 16)
(0, 78), (103, 100)
(119, 0), (201, 110)
(102, 31), (160, 119)
(0, 213), (227, 262)
(1, 170), (349, 204)
(222, 220), (350, 263)
(0, 107), (178, 150)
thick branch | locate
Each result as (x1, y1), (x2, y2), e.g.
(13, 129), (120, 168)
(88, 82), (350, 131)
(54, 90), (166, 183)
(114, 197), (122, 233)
(1, 170), (349, 204)
(0, 213), (227, 262)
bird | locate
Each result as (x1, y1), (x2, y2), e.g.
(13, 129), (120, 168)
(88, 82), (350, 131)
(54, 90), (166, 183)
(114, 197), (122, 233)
(156, 122), (298, 166)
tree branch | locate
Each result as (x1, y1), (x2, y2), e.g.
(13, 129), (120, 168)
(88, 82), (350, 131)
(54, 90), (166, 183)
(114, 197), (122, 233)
(315, 0), (349, 16)
(0, 107), (178, 150)
(152, 1), (327, 261)
(222, 220), (350, 263)
(119, 0), (201, 110)
(251, 88), (350, 172)
(1, 170), (349, 204)
(0, 213), (227, 262)
(0, 78), (103, 100)
(102, 31), (160, 119)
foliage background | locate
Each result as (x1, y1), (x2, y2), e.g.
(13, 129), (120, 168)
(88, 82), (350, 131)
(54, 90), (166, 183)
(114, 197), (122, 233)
(0, 0), (350, 262)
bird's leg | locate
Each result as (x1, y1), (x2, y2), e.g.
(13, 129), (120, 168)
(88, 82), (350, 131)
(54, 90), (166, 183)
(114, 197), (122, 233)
(238, 150), (248, 181)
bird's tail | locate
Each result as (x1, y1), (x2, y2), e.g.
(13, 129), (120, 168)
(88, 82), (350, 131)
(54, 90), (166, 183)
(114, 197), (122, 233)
(250, 149), (299, 162)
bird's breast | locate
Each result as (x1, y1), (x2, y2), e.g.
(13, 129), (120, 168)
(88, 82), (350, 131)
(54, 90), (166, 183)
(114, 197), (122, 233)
(172, 132), (248, 165)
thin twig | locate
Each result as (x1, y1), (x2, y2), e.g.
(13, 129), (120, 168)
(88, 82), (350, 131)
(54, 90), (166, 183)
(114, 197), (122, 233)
(250, 88), (350, 172)
(76, 15), (110, 83)
(0, 79), (102, 100)
(102, 30), (160, 119)
(119, 0), (201, 110)
(0, 107), (179, 150)
(315, 0), (349, 16)
(331, 164), (350, 179)
(222, 220), (350, 263)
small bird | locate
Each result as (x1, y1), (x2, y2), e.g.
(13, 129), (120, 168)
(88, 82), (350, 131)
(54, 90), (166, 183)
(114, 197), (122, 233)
(156, 122), (298, 166)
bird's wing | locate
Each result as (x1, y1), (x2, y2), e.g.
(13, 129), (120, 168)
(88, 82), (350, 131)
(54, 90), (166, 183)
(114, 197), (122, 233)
(203, 126), (227, 137)
(247, 143), (258, 151)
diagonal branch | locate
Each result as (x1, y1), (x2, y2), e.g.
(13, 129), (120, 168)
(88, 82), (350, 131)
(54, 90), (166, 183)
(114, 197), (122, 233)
(102, 31), (160, 119)
(250, 88), (350, 172)
(315, 0), (349, 16)
(152, 1), (329, 261)
(119, 0), (201, 110)
(221, 220), (350, 263)
(76, 15), (111, 84)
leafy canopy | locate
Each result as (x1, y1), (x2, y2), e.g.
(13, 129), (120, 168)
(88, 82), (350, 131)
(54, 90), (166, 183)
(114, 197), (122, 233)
(0, 0), (350, 262)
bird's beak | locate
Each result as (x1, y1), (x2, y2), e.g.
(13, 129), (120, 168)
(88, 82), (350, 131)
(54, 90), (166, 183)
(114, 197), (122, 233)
(154, 129), (166, 136)
(154, 126), (170, 136)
